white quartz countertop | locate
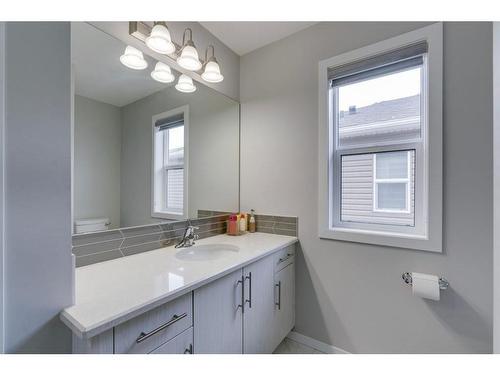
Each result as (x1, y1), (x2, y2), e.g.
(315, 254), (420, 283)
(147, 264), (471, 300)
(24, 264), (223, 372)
(61, 232), (298, 339)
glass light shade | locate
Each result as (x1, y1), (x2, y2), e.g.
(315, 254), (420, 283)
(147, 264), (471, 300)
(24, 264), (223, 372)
(175, 74), (196, 93)
(151, 62), (175, 83)
(176, 45), (202, 71)
(201, 60), (224, 83)
(145, 24), (175, 54)
(120, 46), (148, 70)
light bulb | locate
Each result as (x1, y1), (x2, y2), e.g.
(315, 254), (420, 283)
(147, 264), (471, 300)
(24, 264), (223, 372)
(175, 74), (197, 93)
(201, 60), (224, 83)
(151, 62), (175, 83)
(119, 46), (148, 70)
(177, 45), (202, 71)
(145, 24), (175, 55)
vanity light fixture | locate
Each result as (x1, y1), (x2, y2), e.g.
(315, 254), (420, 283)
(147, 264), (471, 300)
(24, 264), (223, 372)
(201, 45), (224, 83)
(175, 74), (197, 93)
(151, 61), (175, 83)
(127, 22), (226, 92)
(120, 45), (148, 70)
(145, 23), (176, 55)
(176, 28), (202, 71)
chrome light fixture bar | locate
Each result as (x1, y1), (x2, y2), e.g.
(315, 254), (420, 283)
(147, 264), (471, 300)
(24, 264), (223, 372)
(129, 21), (224, 84)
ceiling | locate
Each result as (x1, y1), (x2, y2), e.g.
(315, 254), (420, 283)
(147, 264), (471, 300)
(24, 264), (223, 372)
(199, 22), (317, 56)
(71, 22), (173, 107)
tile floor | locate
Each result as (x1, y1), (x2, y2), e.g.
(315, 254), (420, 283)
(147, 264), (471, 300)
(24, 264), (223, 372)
(273, 337), (324, 354)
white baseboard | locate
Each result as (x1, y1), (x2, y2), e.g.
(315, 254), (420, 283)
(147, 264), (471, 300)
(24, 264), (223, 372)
(287, 331), (350, 354)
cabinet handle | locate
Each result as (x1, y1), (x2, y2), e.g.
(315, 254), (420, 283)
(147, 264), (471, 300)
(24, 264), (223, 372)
(275, 281), (281, 310)
(184, 344), (193, 354)
(245, 272), (252, 308)
(135, 313), (187, 343)
(278, 253), (293, 264)
(237, 276), (245, 313)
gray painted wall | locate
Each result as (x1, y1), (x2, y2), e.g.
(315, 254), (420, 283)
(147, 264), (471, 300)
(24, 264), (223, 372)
(494, 22), (500, 354)
(120, 85), (239, 227)
(0, 22), (5, 353)
(74, 95), (121, 230)
(240, 22), (493, 353)
(90, 22), (240, 102)
(4, 22), (72, 353)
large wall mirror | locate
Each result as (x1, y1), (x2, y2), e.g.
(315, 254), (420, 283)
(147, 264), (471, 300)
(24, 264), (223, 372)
(71, 22), (239, 234)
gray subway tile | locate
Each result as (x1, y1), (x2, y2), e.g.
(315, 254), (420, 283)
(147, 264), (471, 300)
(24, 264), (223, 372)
(255, 221), (276, 229)
(198, 228), (226, 240)
(197, 221), (226, 232)
(75, 249), (123, 267)
(121, 233), (162, 248)
(273, 228), (298, 236)
(275, 216), (298, 224)
(197, 210), (213, 218)
(274, 222), (297, 231)
(161, 228), (188, 240)
(120, 224), (162, 237)
(72, 229), (123, 247)
(255, 215), (279, 222)
(160, 220), (188, 232)
(73, 238), (123, 257)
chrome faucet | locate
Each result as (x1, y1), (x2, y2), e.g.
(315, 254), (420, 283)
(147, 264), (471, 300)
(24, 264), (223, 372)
(175, 225), (199, 248)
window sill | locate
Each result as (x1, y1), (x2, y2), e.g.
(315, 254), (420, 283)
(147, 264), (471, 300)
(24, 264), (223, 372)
(319, 227), (441, 253)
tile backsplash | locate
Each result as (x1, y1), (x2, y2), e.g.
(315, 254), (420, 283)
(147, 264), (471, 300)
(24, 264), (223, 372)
(72, 212), (298, 267)
(254, 214), (298, 237)
(72, 215), (227, 267)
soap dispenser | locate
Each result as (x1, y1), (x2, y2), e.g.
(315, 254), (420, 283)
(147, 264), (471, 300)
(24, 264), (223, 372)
(249, 209), (256, 233)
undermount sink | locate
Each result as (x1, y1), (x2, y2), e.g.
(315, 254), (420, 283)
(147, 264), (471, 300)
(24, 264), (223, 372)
(175, 244), (240, 261)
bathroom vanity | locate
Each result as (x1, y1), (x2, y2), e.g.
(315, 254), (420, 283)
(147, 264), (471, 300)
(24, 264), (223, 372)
(61, 233), (297, 354)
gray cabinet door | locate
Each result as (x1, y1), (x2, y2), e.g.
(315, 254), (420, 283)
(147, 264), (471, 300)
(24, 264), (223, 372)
(193, 268), (244, 353)
(243, 255), (276, 353)
(150, 327), (193, 354)
(274, 262), (295, 348)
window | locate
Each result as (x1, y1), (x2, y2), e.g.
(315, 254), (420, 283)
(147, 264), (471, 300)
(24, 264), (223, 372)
(373, 151), (412, 214)
(152, 106), (188, 219)
(318, 23), (443, 252)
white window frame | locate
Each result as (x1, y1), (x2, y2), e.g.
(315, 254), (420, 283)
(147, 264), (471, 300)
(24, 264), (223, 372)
(372, 151), (411, 214)
(318, 23), (442, 252)
(151, 105), (189, 220)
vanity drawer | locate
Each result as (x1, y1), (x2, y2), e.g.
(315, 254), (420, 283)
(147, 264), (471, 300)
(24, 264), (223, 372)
(149, 327), (193, 354)
(114, 293), (192, 354)
(274, 244), (295, 273)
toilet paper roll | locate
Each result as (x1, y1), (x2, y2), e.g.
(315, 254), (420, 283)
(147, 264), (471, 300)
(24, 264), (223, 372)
(411, 272), (440, 301)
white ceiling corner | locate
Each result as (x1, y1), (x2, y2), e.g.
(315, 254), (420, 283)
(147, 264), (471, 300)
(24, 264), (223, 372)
(199, 22), (317, 56)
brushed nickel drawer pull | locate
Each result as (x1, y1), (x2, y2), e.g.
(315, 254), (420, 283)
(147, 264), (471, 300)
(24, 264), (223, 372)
(245, 272), (252, 308)
(237, 276), (245, 313)
(136, 312), (187, 343)
(275, 281), (281, 310)
(278, 253), (293, 264)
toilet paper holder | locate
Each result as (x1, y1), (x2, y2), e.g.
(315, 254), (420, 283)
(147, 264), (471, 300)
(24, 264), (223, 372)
(402, 272), (449, 290)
